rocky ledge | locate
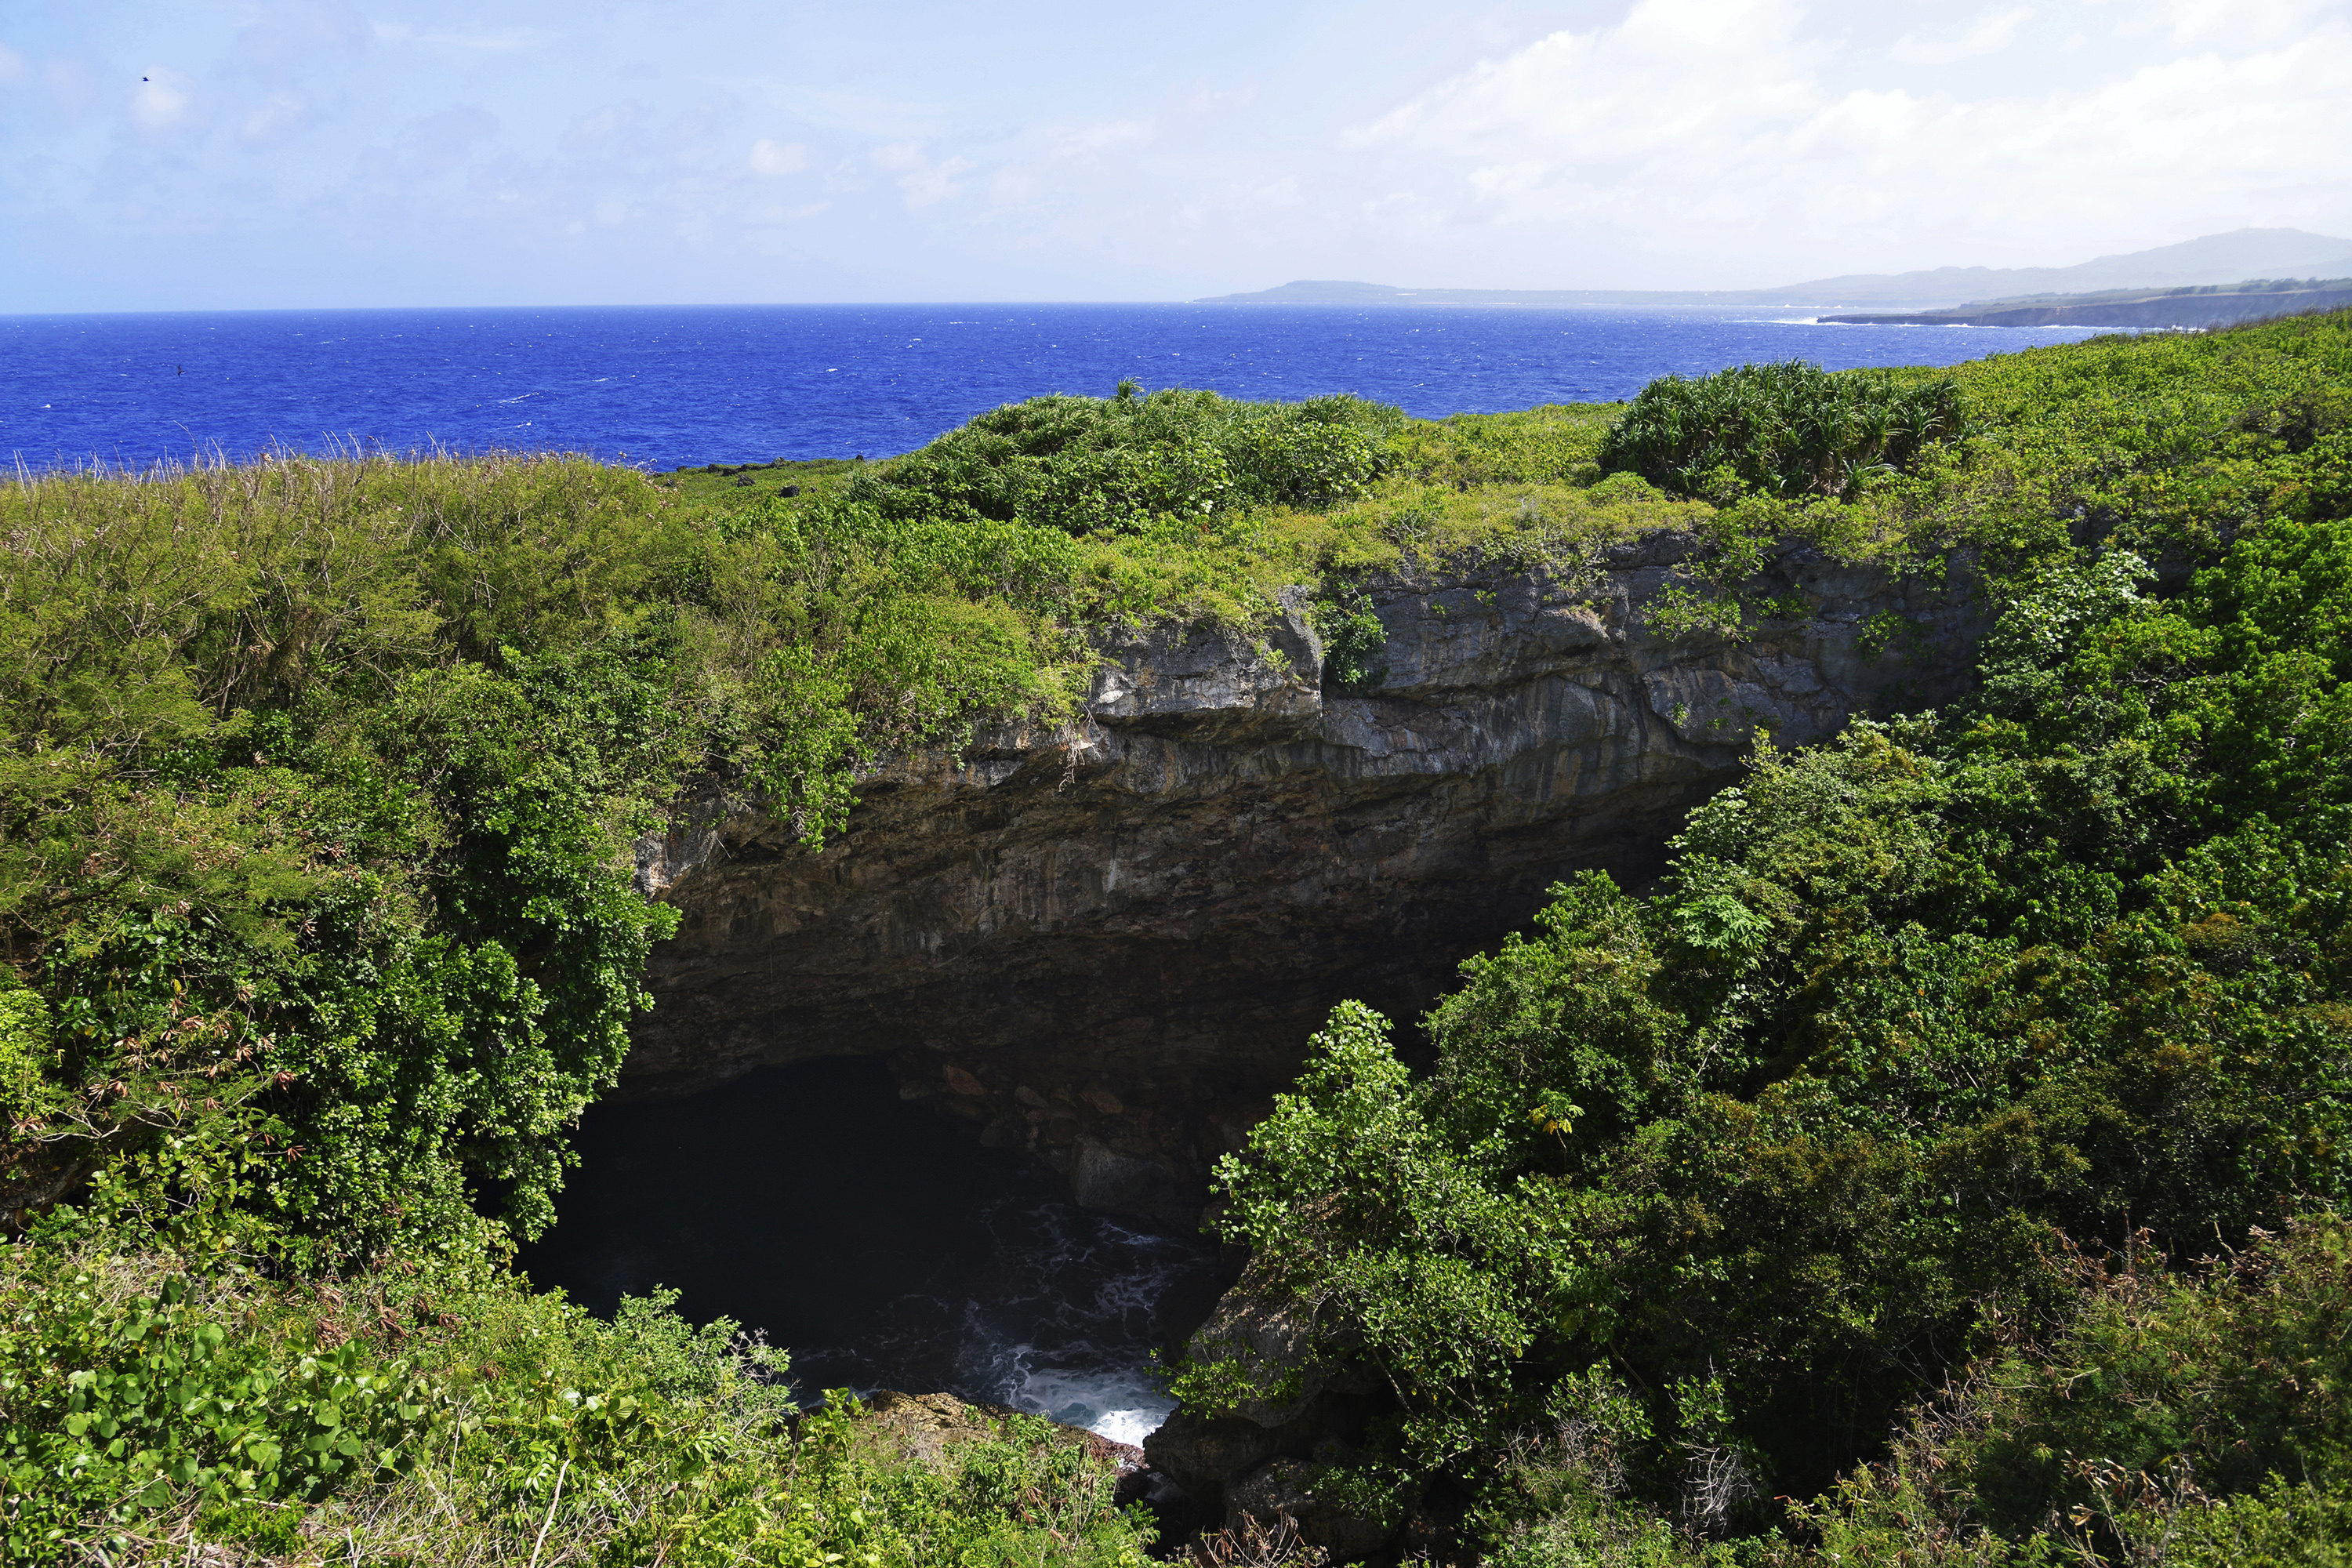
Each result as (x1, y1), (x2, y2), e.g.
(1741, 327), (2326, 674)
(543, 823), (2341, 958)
(624, 532), (1984, 1224)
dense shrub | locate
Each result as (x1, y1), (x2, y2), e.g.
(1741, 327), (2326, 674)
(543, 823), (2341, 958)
(1598, 359), (1963, 500)
(0, 1196), (1152, 1564)
(1791, 1216), (2352, 1566)
(7, 313), (2352, 1559)
(856, 387), (1406, 532)
(1185, 314), (2352, 1562)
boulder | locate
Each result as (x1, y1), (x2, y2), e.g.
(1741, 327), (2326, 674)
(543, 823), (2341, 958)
(1228, 1457), (1399, 1562)
(857, 1389), (1141, 1472)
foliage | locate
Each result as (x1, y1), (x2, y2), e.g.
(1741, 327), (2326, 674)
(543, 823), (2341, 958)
(1598, 360), (1964, 502)
(0, 1208), (1151, 1565)
(1791, 1218), (2352, 1566)
(1189, 313), (2352, 1562)
(1392, 405), (1615, 491)
(7, 310), (2352, 1559)
(853, 388), (1407, 533)
(1308, 585), (1388, 693)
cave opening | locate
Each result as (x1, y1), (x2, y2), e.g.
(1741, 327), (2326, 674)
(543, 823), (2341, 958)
(521, 1054), (1226, 1445)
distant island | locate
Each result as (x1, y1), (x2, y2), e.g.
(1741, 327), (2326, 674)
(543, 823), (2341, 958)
(1821, 276), (2352, 329)
(1200, 227), (2352, 314)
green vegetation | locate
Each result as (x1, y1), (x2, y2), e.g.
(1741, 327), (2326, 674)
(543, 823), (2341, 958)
(658, 455), (866, 510)
(3, 310), (2350, 1561)
(1183, 314), (2352, 1561)
(5, 1191), (1149, 1564)
(853, 387), (1407, 528)
(1598, 359), (1963, 501)
(0, 386), (1679, 1560)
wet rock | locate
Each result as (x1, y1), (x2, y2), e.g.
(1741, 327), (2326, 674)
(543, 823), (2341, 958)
(1072, 1137), (1193, 1217)
(1139, 1245), (1389, 1530)
(1113, 1465), (1191, 1514)
(858, 1389), (1015, 1468)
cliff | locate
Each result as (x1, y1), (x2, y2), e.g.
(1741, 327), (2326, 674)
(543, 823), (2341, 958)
(625, 531), (1986, 1223)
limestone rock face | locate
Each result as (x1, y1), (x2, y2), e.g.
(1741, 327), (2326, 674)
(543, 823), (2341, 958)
(1228, 1457), (1399, 1561)
(626, 534), (1984, 1221)
(1181, 1259), (1338, 1429)
(1140, 1243), (1392, 1531)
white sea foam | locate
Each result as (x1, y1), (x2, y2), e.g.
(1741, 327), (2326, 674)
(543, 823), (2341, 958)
(1094, 1408), (1163, 1446)
(940, 1201), (1209, 1445)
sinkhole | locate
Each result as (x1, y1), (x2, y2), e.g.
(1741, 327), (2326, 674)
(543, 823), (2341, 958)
(521, 1056), (1225, 1446)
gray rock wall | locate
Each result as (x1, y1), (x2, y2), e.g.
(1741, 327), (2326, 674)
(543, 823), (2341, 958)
(625, 532), (1984, 1222)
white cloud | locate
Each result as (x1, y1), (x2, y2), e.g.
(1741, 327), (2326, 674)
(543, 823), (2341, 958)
(6, 0), (2348, 309)
(1049, 119), (1151, 158)
(750, 137), (808, 176)
(130, 69), (197, 135)
(398, 104), (500, 174)
(240, 90), (313, 146)
(1339, 0), (2352, 276)
(564, 103), (643, 151)
(45, 58), (97, 121)
(796, 89), (946, 141)
(237, 0), (368, 71)
(867, 140), (971, 208)
(2128, 0), (2341, 47)
(371, 22), (550, 52)
(1892, 7), (2033, 65)
(1351, 0), (1817, 172)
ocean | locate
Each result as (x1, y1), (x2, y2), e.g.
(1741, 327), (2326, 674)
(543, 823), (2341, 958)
(2, 303), (2113, 474)
(517, 1058), (1220, 1447)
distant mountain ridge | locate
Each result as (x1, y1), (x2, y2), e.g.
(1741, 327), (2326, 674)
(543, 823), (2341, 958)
(1199, 229), (2352, 313)
(1824, 276), (2352, 330)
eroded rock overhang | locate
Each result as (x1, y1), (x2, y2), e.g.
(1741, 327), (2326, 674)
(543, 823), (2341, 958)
(623, 532), (1984, 1223)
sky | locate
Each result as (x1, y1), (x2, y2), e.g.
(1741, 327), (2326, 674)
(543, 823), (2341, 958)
(2, 0), (2348, 310)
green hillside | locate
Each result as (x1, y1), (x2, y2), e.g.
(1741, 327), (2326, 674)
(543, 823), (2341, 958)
(3, 312), (2350, 1563)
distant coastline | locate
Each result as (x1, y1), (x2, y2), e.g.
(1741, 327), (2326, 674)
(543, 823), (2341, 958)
(1820, 278), (2352, 330)
(1198, 227), (2352, 316)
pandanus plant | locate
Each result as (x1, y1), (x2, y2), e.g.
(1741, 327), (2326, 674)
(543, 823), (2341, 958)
(1600, 360), (1963, 502)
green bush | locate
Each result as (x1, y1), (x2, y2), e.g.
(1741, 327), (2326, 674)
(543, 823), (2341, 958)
(8, 311), (2352, 1560)
(1188, 313), (2352, 1560)
(0, 1214), (1154, 1565)
(1793, 1219), (2352, 1566)
(857, 387), (1405, 532)
(1599, 359), (1962, 500)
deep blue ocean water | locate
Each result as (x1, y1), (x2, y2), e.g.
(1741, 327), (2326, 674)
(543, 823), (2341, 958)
(2, 303), (2111, 474)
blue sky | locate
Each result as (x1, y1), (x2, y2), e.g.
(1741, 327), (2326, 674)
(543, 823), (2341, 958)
(2, 0), (2347, 310)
